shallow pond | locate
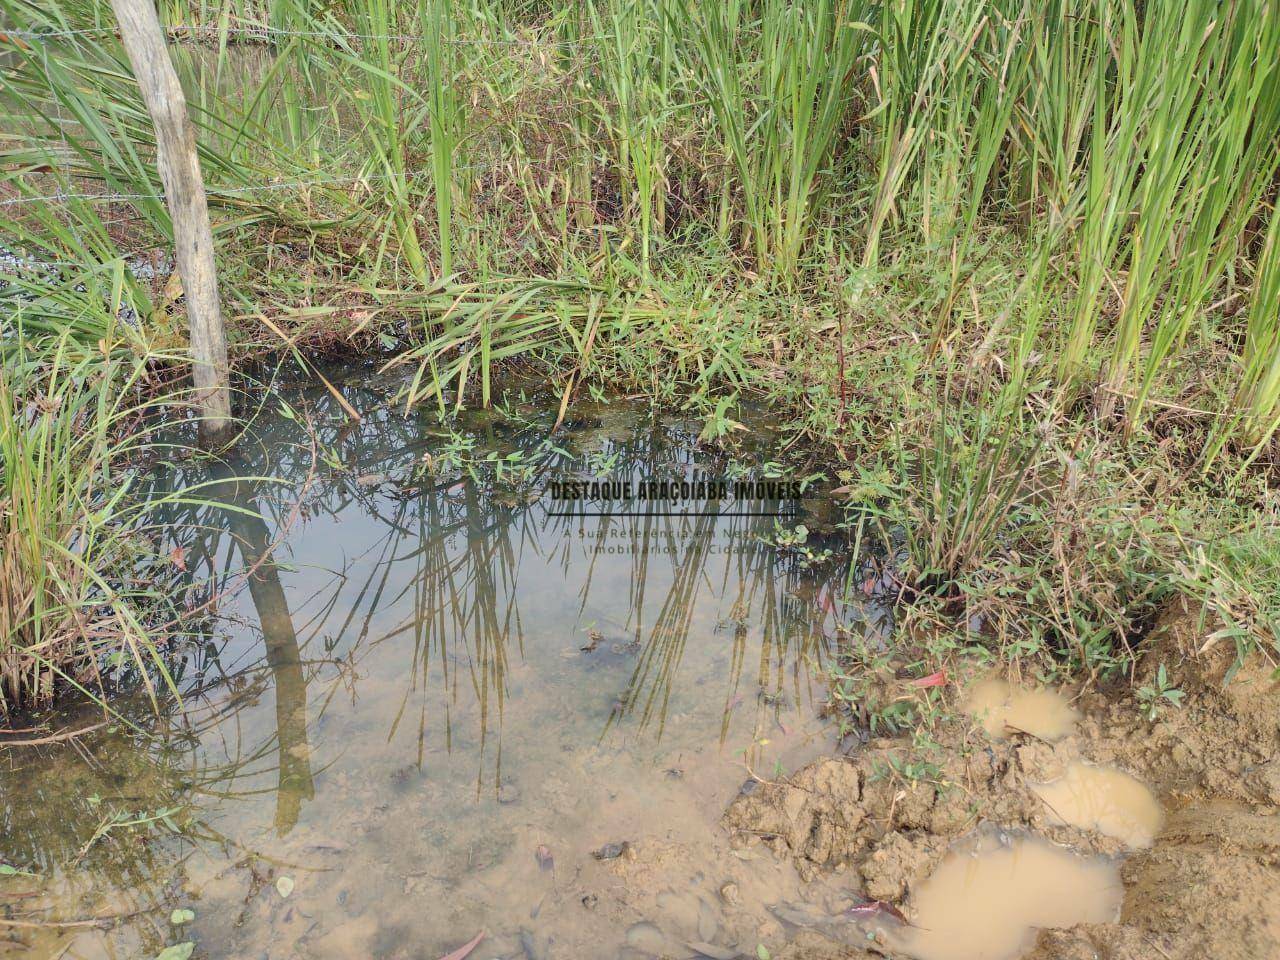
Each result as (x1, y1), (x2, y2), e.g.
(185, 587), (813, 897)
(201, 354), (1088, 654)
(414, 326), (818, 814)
(1, 367), (866, 959)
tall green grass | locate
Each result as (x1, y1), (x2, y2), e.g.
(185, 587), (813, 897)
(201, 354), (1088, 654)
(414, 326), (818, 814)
(583, 0), (676, 272)
(1, 0), (1279, 449)
(0, 333), (179, 713)
(1054, 0), (1280, 417)
(678, 0), (861, 277)
(1217, 202), (1280, 461)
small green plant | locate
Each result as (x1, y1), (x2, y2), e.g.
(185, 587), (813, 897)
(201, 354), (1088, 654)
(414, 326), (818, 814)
(76, 802), (186, 864)
(1136, 664), (1185, 721)
(698, 395), (744, 443)
(767, 521), (809, 550)
(829, 666), (918, 737)
(874, 371), (1045, 598)
(865, 751), (941, 786)
(796, 544), (833, 569)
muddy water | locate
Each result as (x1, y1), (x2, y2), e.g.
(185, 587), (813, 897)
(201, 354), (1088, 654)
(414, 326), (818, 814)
(0, 371), (863, 959)
(1031, 762), (1163, 848)
(889, 829), (1122, 960)
(962, 677), (1079, 741)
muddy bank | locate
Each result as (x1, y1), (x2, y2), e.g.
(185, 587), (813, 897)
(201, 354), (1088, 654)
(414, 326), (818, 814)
(720, 597), (1280, 960)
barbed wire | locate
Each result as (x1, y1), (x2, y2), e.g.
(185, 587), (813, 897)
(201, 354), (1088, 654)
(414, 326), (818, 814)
(0, 24), (610, 214)
(0, 164), (507, 209)
(2, 23), (611, 46)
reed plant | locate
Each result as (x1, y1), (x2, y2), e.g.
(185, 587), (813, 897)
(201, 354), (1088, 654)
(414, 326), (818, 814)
(3, 0), (1280, 703)
(1048, 0), (1280, 412)
(861, 0), (985, 267)
(421, 0), (462, 278)
(1224, 204), (1280, 458)
(676, 0), (862, 278)
(584, 0), (677, 272)
(0, 332), (180, 714)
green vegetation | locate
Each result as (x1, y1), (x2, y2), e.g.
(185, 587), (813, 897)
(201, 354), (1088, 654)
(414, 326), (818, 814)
(0, 331), (185, 713)
(1136, 664), (1184, 721)
(1, 0), (1279, 708)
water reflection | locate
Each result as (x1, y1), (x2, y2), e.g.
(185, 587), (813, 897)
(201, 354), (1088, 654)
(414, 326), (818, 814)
(1, 370), (860, 958)
(203, 463), (314, 835)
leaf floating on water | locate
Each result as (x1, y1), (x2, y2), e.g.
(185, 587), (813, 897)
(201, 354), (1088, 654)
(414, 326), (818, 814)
(535, 844), (554, 872)
(169, 546), (187, 572)
(846, 898), (910, 925)
(275, 875), (295, 899)
(686, 941), (740, 959)
(435, 930), (485, 960)
(169, 908), (195, 925)
(154, 943), (195, 960)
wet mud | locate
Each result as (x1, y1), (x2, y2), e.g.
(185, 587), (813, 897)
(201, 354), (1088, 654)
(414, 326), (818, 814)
(722, 597), (1280, 960)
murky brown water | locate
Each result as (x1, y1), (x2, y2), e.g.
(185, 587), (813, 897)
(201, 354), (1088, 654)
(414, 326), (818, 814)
(1031, 762), (1163, 848)
(889, 828), (1122, 960)
(967, 677), (1162, 850)
(962, 677), (1079, 741)
(0, 371), (859, 959)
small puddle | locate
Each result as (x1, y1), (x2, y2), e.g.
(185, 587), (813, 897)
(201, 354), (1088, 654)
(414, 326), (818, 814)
(1031, 762), (1163, 848)
(0, 370), (864, 960)
(963, 677), (1078, 741)
(889, 828), (1122, 960)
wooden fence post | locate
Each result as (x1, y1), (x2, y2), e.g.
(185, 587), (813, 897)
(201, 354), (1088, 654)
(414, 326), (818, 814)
(108, 0), (232, 443)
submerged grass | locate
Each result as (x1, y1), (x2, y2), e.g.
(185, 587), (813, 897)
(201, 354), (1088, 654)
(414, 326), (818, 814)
(0, 0), (1279, 703)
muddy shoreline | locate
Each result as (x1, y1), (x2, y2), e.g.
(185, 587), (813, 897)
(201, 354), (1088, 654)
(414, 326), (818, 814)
(709, 597), (1280, 960)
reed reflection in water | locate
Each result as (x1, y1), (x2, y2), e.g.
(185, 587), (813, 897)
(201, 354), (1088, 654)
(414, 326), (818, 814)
(1, 374), (864, 959)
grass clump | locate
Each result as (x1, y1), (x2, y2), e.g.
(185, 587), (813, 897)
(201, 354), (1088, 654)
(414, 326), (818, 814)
(0, 334), (183, 714)
(0, 0), (1279, 701)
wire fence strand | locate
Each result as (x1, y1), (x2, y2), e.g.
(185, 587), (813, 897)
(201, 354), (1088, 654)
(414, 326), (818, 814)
(2, 23), (610, 46)
(0, 164), (505, 210)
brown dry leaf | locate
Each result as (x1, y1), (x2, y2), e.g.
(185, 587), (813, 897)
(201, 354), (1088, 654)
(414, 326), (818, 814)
(435, 930), (485, 960)
(535, 844), (554, 872)
(846, 899), (910, 925)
